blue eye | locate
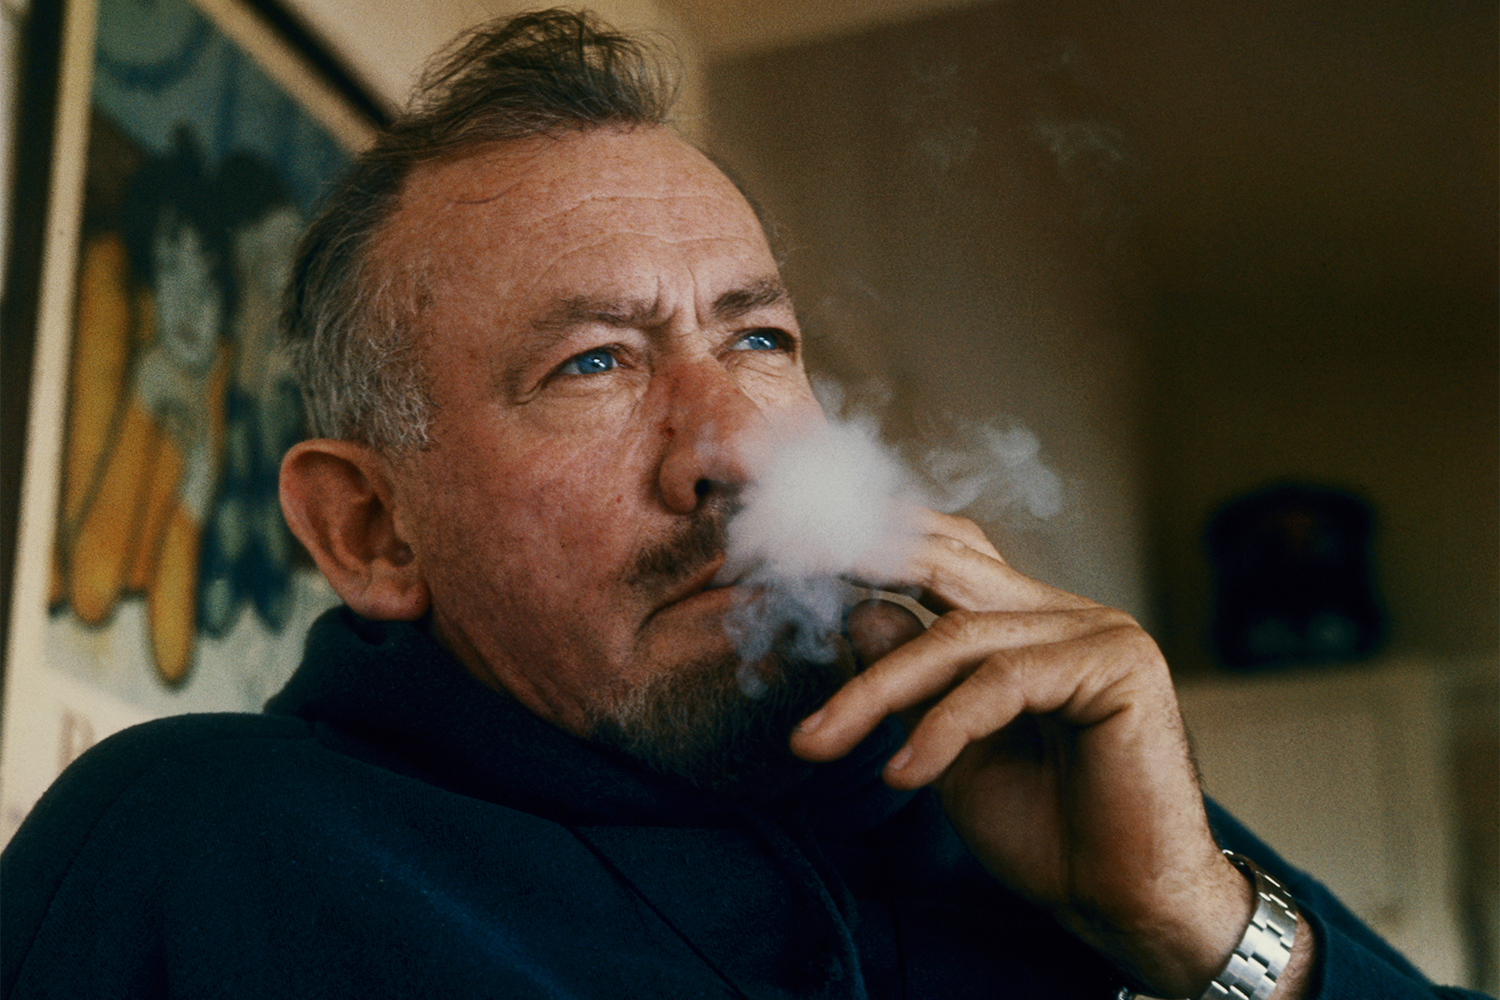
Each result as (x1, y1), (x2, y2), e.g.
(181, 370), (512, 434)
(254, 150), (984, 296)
(736, 330), (781, 352)
(559, 348), (617, 375)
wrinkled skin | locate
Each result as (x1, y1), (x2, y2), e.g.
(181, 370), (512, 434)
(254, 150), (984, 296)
(280, 126), (1310, 999)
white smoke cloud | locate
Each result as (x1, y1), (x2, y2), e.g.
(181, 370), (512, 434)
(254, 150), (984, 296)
(915, 415), (1063, 522)
(717, 400), (1062, 690)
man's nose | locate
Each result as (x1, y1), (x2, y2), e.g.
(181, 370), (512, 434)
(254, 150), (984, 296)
(655, 360), (766, 515)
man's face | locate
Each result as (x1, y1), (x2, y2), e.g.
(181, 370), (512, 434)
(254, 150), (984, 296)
(380, 127), (827, 746)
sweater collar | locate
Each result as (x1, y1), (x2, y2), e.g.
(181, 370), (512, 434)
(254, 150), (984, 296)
(266, 607), (914, 837)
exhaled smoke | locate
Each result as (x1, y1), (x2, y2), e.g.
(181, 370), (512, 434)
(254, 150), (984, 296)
(912, 413), (1063, 523)
(718, 402), (1062, 690)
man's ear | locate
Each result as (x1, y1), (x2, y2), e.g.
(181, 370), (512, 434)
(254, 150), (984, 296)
(279, 439), (431, 621)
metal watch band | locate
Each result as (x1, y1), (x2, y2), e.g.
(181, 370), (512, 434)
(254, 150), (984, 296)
(1114, 850), (1299, 1000)
(1200, 851), (1299, 1000)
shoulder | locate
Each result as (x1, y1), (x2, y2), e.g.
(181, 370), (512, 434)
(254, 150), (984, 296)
(83, 710), (309, 758)
(4, 713), (319, 888)
(39, 712), (312, 812)
(0, 712), (317, 994)
(5, 712), (312, 862)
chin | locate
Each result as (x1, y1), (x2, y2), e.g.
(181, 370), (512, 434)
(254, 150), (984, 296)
(585, 633), (855, 796)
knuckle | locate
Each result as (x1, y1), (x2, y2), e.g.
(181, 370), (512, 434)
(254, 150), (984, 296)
(948, 514), (987, 544)
(926, 608), (986, 646)
(915, 540), (962, 592)
(1090, 617), (1169, 679)
(1106, 619), (1159, 656)
(977, 649), (1027, 695)
(1076, 606), (1141, 638)
(920, 690), (992, 746)
(933, 533), (971, 558)
(1101, 607), (1143, 631)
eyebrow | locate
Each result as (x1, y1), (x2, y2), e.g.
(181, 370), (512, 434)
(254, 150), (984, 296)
(529, 276), (792, 333)
(708, 277), (792, 323)
(503, 277), (794, 400)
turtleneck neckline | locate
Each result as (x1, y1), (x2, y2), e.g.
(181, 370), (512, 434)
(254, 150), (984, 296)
(267, 607), (916, 838)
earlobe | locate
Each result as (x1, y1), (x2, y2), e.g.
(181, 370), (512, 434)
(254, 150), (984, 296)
(279, 439), (431, 621)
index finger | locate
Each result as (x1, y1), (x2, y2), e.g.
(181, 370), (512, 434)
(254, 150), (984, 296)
(910, 508), (1005, 561)
(869, 528), (1094, 617)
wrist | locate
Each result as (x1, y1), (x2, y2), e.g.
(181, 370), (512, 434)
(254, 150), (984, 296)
(1118, 851), (1301, 1000)
(1087, 844), (1250, 997)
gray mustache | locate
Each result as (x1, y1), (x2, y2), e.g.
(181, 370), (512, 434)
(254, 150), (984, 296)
(625, 502), (737, 594)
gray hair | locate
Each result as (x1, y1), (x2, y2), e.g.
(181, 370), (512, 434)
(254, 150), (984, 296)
(282, 9), (679, 451)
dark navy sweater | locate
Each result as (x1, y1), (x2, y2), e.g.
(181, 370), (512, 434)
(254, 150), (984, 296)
(2, 608), (1485, 998)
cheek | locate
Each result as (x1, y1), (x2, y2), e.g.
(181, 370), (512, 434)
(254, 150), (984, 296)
(733, 367), (824, 423)
(412, 422), (648, 582)
(525, 468), (631, 565)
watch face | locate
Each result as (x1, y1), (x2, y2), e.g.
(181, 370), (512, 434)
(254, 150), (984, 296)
(1205, 484), (1384, 670)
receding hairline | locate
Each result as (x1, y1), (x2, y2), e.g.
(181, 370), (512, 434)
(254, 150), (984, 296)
(363, 123), (782, 332)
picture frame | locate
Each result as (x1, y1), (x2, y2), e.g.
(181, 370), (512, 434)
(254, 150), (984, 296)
(0, 0), (383, 840)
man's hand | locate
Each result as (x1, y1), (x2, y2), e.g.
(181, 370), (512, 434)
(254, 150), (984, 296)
(789, 509), (1311, 999)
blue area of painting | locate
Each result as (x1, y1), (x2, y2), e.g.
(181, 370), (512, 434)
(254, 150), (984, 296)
(91, 0), (348, 215)
(199, 384), (301, 638)
(94, 8), (214, 93)
(76, 0), (353, 658)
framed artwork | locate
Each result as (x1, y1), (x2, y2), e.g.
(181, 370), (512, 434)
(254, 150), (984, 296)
(0, 0), (381, 840)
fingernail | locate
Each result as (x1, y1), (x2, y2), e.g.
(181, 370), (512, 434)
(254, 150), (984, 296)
(796, 710), (825, 734)
(887, 745), (913, 772)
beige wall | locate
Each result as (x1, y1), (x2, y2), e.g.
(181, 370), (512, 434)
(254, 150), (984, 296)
(706, 8), (1159, 618)
(283, 0), (705, 139)
(1124, 6), (1499, 676)
(703, 0), (1498, 675)
(703, 5), (1496, 987)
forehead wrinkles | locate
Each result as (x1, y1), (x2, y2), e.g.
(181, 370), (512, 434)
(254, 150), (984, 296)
(383, 132), (775, 377)
(389, 127), (760, 267)
(499, 154), (760, 248)
(507, 165), (774, 302)
(543, 189), (753, 235)
(513, 229), (770, 312)
(397, 165), (754, 274)
(414, 177), (768, 313)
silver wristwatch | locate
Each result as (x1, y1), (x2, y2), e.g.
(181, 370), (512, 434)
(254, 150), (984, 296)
(1116, 850), (1299, 1000)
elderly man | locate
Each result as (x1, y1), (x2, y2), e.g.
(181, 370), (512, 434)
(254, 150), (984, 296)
(1, 11), (1482, 1000)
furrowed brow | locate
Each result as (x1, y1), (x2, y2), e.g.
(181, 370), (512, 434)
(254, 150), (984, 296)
(499, 296), (658, 399)
(711, 277), (791, 322)
(530, 295), (661, 332)
(502, 279), (794, 399)
(530, 279), (789, 333)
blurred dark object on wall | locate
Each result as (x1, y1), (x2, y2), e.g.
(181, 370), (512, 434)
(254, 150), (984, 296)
(1206, 483), (1386, 670)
